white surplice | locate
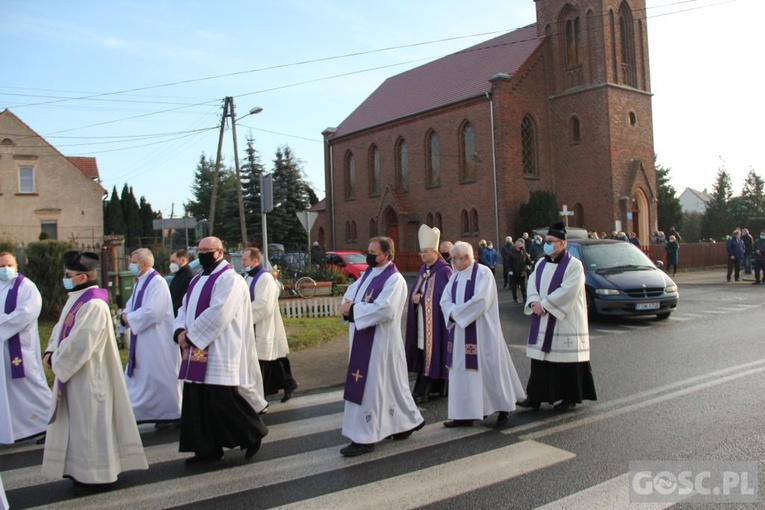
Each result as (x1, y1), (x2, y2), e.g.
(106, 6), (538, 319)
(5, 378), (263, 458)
(123, 270), (181, 422)
(42, 286), (148, 484)
(341, 262), (423, 444)
(524, 254), (590, 362)
(174, 261), (267, 412)
(440, 262), (526, 420)
(245, 271), (288, 361)
(0, 275), (51, 444)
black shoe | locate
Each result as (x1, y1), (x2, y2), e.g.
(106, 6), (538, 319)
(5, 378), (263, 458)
(513, 297), (518, 303)
(496, 411), (510, 426)
(390, 420), (425, 440)
(443, 419), (475, 428)
(185, 450), (224, 464)
(754, 281), (761, 285)
(245, 438), (262, 460)
(553, 400), (577, 410)
(340, 441), (375, 457)
(516, 398), (541, 410)
(281, 382), (299, 403)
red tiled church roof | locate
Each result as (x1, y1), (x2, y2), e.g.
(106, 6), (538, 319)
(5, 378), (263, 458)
(333, 24), (542, 138)
(66, 157), (100, 180)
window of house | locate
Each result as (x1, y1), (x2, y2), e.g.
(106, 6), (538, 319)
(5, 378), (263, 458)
(565, 16), (582, 68)
(629, 111), (637, 125)
(435, 212), (443, 232)
(521, 115), (537, 176)
(461, 210), (470, 235)
(570, 116), (581, 144)
(41, 221), (58, 240)
(426, 212), (434, 226)
(18, 166), (35, 193)
(344, 152), (355, 200)
(460, 121), (476, 183)
(396, 138), (409, 192)
(345, 221), (352, 243)
(471, 209), (479, 235)
(426, 130), (440, 188)
(369, 145), (381, 197)
(351, 221), (357, 242)
(369, 218), (377, 237)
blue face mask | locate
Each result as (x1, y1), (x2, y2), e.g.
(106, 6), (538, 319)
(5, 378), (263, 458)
(62, 278), (75, 291)
(0, 267), (16, 281)
(543, 242), (555, 256)
(128, 262), (140, 276)
(189, 259), (201, 270)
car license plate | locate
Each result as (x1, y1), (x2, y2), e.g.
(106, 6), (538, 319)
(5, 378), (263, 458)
(635, 302), (660, 311)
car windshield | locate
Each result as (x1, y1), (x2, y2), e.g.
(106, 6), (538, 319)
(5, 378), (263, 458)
(343, 253), (367, 265)
(578, 243), (655, 271)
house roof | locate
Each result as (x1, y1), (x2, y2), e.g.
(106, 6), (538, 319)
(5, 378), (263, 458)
(309, 198), (326, 212)
(66, 157), (100, 180)
(332, 24), (542, 139)
(1, 109), (103, 183)
(682, 187), (711, 204)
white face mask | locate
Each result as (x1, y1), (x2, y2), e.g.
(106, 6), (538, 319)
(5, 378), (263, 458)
(169, 262), (180, 274)
(0, 267), (16, 281)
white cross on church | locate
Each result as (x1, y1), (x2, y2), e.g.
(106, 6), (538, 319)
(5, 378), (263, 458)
(559, 204), (574, 227)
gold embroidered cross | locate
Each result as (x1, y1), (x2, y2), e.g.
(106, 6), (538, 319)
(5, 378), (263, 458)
(351, 369), (364, 382)
(363, 289), (374, 302)
(11, 357), (22, 367)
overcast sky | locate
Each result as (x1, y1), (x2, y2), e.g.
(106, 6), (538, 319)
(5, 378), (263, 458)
(2, 0), (762, 219)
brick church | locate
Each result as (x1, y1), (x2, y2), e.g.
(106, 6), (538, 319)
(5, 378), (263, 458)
(320, 0), (657, 252)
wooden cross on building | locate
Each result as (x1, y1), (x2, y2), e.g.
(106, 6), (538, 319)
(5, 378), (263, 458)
(559, 204), (574, 227)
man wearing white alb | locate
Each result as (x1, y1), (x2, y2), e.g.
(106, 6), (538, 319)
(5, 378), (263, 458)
(120, 248), (181, 423)
(338, 237), (424, 457)
(0, 252), (50, 444)
(440, 241), (526, 428)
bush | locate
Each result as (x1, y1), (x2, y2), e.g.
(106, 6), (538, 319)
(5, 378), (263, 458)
(304, 265), (343, 283)
(26, 240), (75, 320)
(0, 235), (16, 254)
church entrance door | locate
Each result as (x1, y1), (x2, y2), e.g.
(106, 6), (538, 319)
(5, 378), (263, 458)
(385, 208), (399, 248)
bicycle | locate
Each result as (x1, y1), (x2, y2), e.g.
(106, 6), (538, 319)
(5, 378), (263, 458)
(278, 268), (316, 299)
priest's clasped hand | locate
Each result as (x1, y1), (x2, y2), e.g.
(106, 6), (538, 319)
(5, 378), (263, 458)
(531, 302), (547, 317)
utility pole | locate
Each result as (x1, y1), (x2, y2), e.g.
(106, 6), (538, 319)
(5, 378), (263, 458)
(208, 96), (256, 247)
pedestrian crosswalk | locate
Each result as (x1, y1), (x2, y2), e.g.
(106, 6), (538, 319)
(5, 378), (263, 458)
(0, 385), (601, 509)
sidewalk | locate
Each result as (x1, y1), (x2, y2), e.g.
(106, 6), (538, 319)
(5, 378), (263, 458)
(285, 267), (728, 398)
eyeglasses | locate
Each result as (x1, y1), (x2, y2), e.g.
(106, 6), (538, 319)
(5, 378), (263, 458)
(64, 272), (85, 279)
(198, 248), (219, 254)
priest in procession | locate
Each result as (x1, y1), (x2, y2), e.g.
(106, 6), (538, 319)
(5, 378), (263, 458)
(42, 251), (147, 485)
(120, 248), (182, 424)
(338, 236), (425, 457)
(440, 241), (526, 428)
(0, 252), (51, 445)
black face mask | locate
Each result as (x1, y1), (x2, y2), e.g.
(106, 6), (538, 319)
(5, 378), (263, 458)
(440, 252), (451, 261)
(198, 251), (217, 268)
(366, 253), (380, 268)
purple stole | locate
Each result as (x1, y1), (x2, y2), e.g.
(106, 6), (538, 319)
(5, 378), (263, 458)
(343, 263), (399, 405)
(50, 287), (110, 423)
(178, 265), (232, 382)
(446, 262), (479, 370)
(528, 251), (572, 353)
(126, 270), (159, 377)
(4, 274), (27, 379)
(247, 267), (268, 302)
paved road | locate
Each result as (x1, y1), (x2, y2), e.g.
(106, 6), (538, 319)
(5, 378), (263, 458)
(3, 267), (764, 508)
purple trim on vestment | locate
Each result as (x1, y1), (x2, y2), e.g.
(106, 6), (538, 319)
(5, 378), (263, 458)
(343, 263), (398, 405)
(528, 251), (572, 353)
(5, 274), (26, 379)
(446, 262), (479, 370)
(126, 270), (159, 378)
(404, 259), (452, 378)
(247, 267), (268, 302)
(49, 288), (109, 423)
(178, 265), (232, 383)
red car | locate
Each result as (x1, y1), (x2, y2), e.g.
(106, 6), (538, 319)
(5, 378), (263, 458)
(326, 251), (367, 283)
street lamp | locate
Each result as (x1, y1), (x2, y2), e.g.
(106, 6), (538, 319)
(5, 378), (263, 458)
(230, 102), (262, 248)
